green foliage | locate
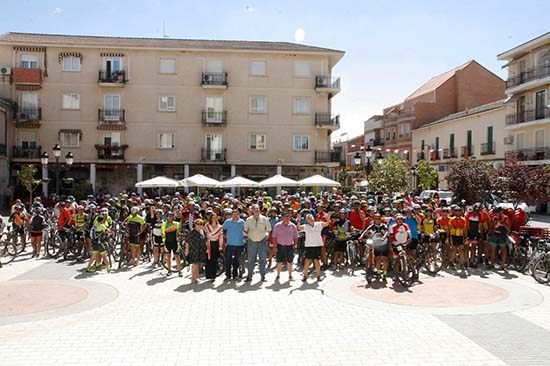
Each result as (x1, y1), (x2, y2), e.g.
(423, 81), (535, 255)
(494, 161), (550, 206)
(18, 164), (41, 206)
(368, 156), (410, 194)
(446, 157), (493, 204)
(415, 160), (439, 190)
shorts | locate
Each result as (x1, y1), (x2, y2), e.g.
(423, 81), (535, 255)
(13, 226), (24, 235)
(305, 246), (321, 260)
(129, 243), (141, 249)
(91, 240), (106, 253)
(335, 240), (347, 252)
(409, 238), (418, 251)
(276, 244), (294, 263)
(164, 241), (180, 254)
(129, 235), (140, 245)
(30, 231), (42, 238)
(153, 235), (163, 246)
(489, 237), (507, 247)
(451, 235), (464, 246)
(468, 232), (480, 242)
(374, 244), (389, 257)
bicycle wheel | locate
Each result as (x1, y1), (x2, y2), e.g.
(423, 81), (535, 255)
(216, 255), (225, 276)
(531, 257), (550, 284)
(423, 245), (443, 275)
(509, 246), (529, 273)
(395, 256), (414, 287)
(0, 241), (17, 265)
(47, 234), (62, 258)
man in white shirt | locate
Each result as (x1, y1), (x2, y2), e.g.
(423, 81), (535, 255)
(296, 213), (329, 281)
(244, 205), (272, 282)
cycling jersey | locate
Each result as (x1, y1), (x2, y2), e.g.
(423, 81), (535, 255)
(74, 213), (88, 232)
(437, 216), (450, 231)
(449, 216), (467, 236)
(127, 214), (145, 237)
(421, 217), (436, 235)
(161, 221), (180, 245)
(391, 223), (410, 244)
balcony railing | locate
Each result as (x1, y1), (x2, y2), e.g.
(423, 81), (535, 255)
(12, 67), (42, 85)
(315, 113), (340, 128)
(98, 70), (126, 84)
(315, 150), (341, 163)
(506, 147), (550, 162)
(506, 108), (550, 125)
(201, 72), (227, 87)
(506, 66), (550, 89)
(480, 142), (496, 155)
(13, 145), (41, 158)
(201, 147), (226, 161)
(315, 75), (341, 94)
(15, 107), (41, 121)
(95, 144), (128, 160)
(442, 148), (458, 159)
(461, 145), (475, 158)
(416, 152), (425, 161)
(370, 138), (385, 146)
(201, 110), (227, 126)
(98, 108), (125, 123)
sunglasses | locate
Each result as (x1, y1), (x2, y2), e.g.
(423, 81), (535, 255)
(195, 223), (204, 226)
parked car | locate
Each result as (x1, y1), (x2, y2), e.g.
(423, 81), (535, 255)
(419, 190), (454, 205)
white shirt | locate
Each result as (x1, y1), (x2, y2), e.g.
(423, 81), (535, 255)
(304, 222), (324, 247)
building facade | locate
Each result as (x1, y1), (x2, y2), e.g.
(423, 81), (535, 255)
(412, 100), (506, 189)
(382, 60), (505, 164)
(0, 32), (344, 195)
(497, 32), (550, 166)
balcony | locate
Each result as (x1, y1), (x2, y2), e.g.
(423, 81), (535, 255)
(201, 110), (227, 127)
(12, 145), (41, 159)
(442, 148), (458, 159)
(480, 142), (496, 155)
(95, 144), (128, 160)
(201, 72), (227, 89)
(506, 66), (550, 90)
(370, 138), (385, 146)
(97, 109), (126, 130)
(416, 152), (425, 161)
(461, 145), (475, 158)
(15, 107), (41, 127)
(506, 108), (550, 126)
(314, 75), (341, 96)
(12, 68), (42, 86)
(98, 70), (126, 86)
(315, 150), (341, 163)
(506, 147), (550, 162)
(315, 113), (340, 129)
(201, 147), (226, 161)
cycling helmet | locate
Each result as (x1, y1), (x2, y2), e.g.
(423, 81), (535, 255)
(130, 206), (140, 214)
(88, 204), (96, 211)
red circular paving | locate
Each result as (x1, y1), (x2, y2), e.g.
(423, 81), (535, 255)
(0, 283), (89, 317)
(352, 277), (509, 307)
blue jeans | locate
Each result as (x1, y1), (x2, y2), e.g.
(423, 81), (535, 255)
(247, 238), (268, 278)
(225, 245), (243, 278)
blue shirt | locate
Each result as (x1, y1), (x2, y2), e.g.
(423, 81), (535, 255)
(223, 218), (245, 246)
(404, 217), (419, 239)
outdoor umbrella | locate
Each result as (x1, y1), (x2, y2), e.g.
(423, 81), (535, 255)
(135, 176), (180, 188)
(258, 174), (299, 187)
(218, 176), (259, 188)
(178, 174), (220, 188)
(297, 174), (341, 187)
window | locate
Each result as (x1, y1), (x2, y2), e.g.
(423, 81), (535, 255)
(17, 130), (37, 148)
(103, 57), (122, 73)
(250, 61), (266, 76)
(515, 132), (525, 150)
(63, 94), (80, 110)
(206, 60), (223, 73)
(159, 58), (176, 74)
(249, 134), (267, 150)
(158, 133), (175, 149)
(399, 123), (410, 137)
(63, 57), (80, 72)
(205, 134), (223, 160)
(104, 95), (121, 121)
(294, 62), (310, 77)
(250, 96), (267, 113)
(535, 129), (545, 149)
(103, 132), (121, 157)
(206, 96), (223, 122)
(293, 97), (310, 114)
(159, 96), (176, 112)
(60, 132), (80, 148)
(535, 90), (546, 119)
(293, 135), (309, 151)
(20, 54), (38, 69)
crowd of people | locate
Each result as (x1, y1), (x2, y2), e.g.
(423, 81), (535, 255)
(2, 188), (526, 284)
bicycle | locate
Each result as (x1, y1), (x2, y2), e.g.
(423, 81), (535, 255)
(530, 238), (550, 284)
(416, 233), (444, 275)
(345, 230), (363, 276)
(391, 242), (416, 287)
(364, 233), (389, 284)
(0, 240), (18, 267)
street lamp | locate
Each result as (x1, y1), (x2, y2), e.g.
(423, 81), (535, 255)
(376, 151), (384, 164)
(410, 164), (417, 192)
(49, 144), (73, 197)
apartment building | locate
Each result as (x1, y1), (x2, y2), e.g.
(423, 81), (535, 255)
(412, 99), (506, 189)
(0, 32), (344, 195)
(497, 32), (550, 166)
(382, 60), (505, 164)
(364, 114), (384, 149)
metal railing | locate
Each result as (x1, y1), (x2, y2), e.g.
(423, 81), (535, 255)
(98, 109), (125, 123)
(95, 144), (128, 160)
(15, 107), (41, 121)
(314, 150), (341, 163)
(201, 147), (226, 161)
(506, 66), (550, 89)
(370, 138), (385, 146)
(98, 70), (126, 83)
(13, 145), (41, 158)
(315, 75), (341, 91)
(506, 108), (550, 125)
(315, 113), (340, 127)
(201, 72), (227, 86)
(480, 142), (496, 155)
(506, 147), (550, 161)
(461, 145), (475, 157)
(201, 110), (227, 126)
(442, 148), (458, 159)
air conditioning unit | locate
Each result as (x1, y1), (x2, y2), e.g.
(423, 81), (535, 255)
(316, 75), (328, 86)
(504, 136), (514, 145)
(202, 74), (211, 84)
(0, 66), (11, 75)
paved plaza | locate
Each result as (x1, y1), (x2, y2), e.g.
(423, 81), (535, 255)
(1, 217), (549, 366)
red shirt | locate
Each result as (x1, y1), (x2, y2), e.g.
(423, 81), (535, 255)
(348, 209), (365, 230)
(57, 207), (74, 229)
(391, 223), (410, 244)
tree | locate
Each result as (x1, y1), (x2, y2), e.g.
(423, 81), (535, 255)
(494, 160), (550, 206)
(368, 155), (410, 194)
(415, 160), (439, 190)
(18, 164), (41, 209)
(446, 157), (493, 204)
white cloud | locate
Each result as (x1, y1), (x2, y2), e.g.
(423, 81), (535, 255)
(294, 28), (305, 43)
(245, 5), (255, 12)
(50, 7), (62, 15)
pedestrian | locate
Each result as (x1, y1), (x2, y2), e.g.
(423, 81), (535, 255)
(29, 207), (46, 258)
(162, 212), (182, 277)
(244, 204), (271, 282)
(295, 213), (328, 281)
(272, 210), (299, 281)
(185, 219), (207, 284)
(222, 209), (245, 280)
(205, 212), (224, 281)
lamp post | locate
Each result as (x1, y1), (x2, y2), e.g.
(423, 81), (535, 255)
(49, 144), (74, 197)
(410, 164), (417, 193)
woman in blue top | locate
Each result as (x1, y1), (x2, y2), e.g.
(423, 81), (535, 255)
(404, 208), (420, 259)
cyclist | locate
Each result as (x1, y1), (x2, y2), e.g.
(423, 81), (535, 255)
(420, 207), (438, 265)
(151, 209), (164, 267)
(29, 206), (46, 258)
(74, 205), (89, 259)
(436, 207), (451, 267)
(162, 211), (183, 277)
(404, 208), (420, 259)
(9, 205), (26, 251)
(449, 205), (467, 269)
(332, 210), (351, 269)
(390, 214), (411, 278)
(465, 204), (481, 268)
(488, 207), (510, 269)
(295, 212), (329, 281)
(57, 200), (75, 261)
(125, 206), (145, 266)
(361, 213), (389, 280)
(86, 213), (112, 273)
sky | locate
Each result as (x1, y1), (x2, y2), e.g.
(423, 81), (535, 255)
(2, 0), (550, 140)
